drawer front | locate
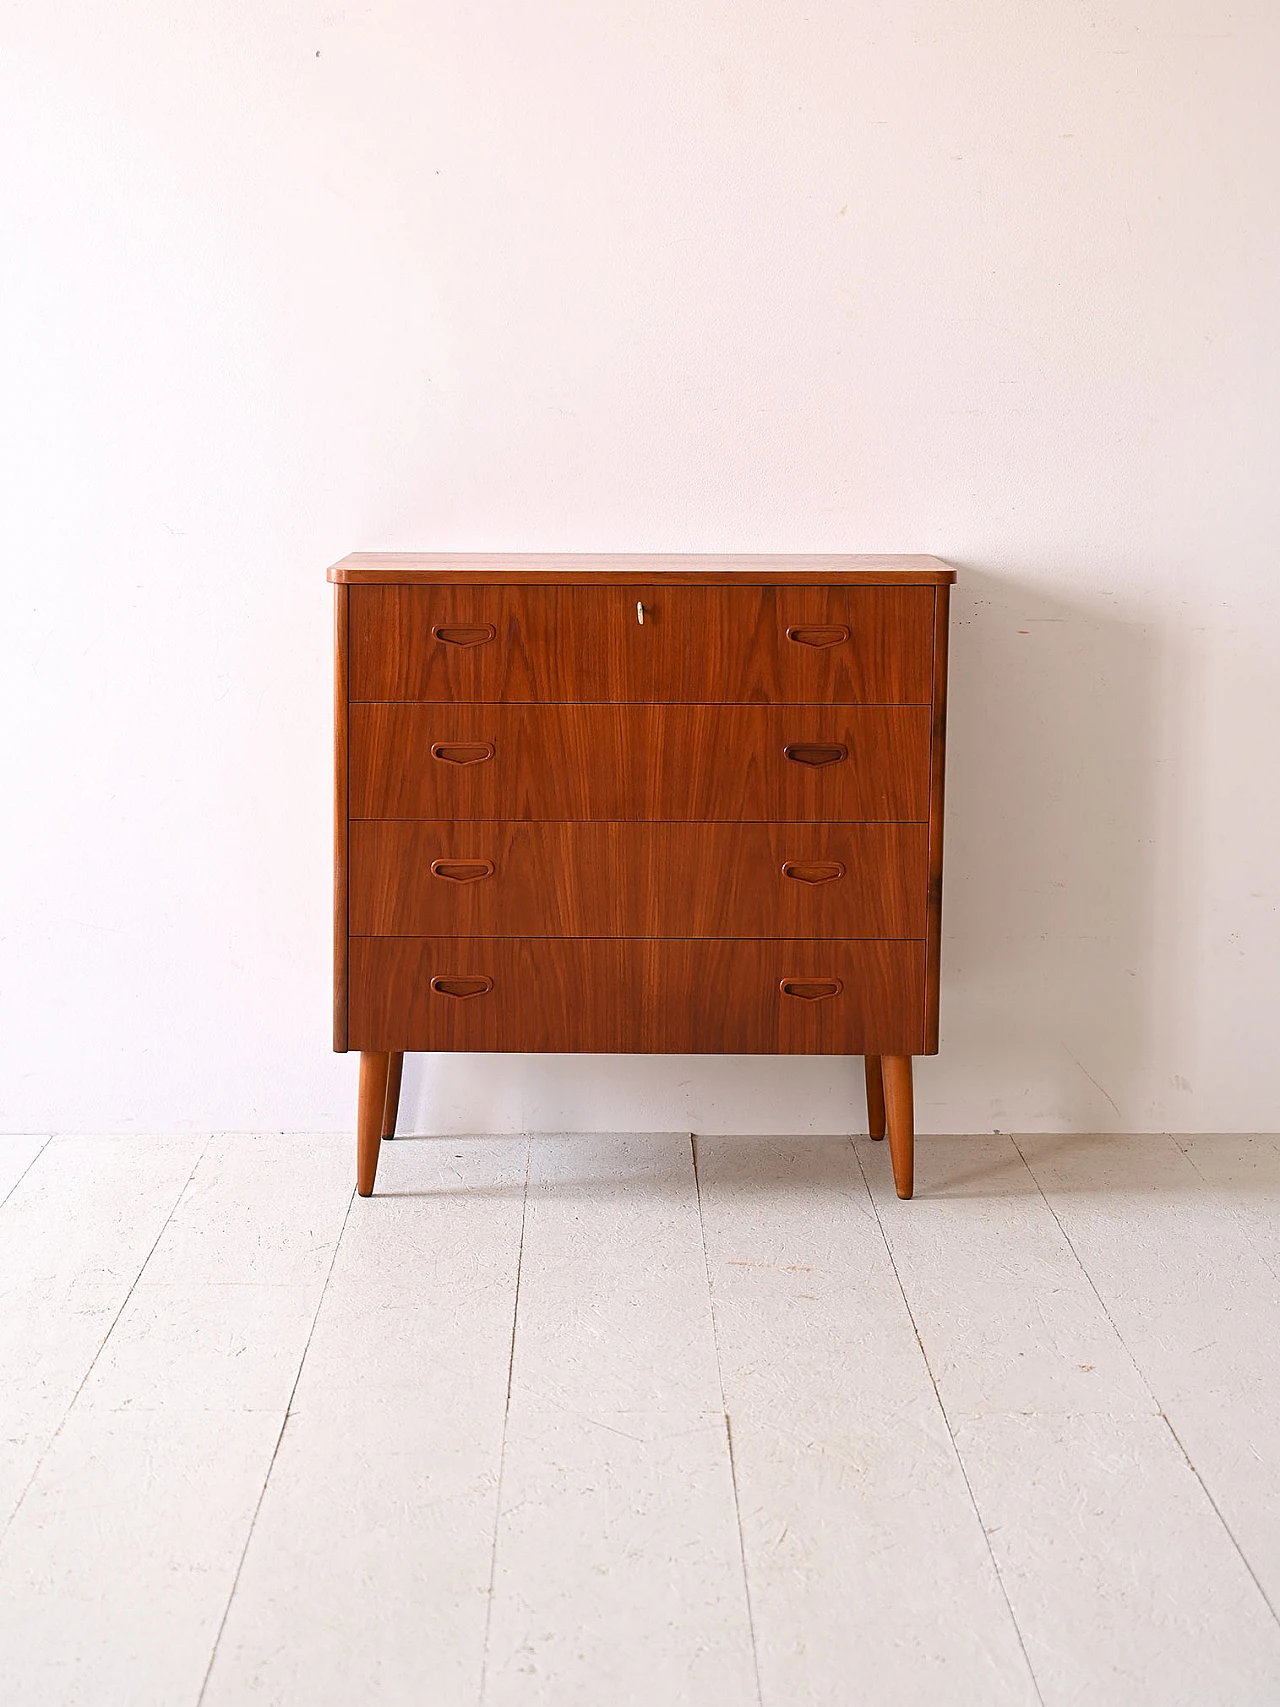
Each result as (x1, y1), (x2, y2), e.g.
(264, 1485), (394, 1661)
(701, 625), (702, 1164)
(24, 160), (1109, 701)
(349, 937), (926, 1054)
(350, 704), (931, 822)
(349, 584), (934, 704)
(350, 822), (928, 938)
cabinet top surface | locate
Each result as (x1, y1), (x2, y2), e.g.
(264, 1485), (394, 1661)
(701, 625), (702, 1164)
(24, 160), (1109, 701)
(327, 552), (956, 585)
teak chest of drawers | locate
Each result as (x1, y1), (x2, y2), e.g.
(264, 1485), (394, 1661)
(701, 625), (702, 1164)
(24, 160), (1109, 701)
(330, 552), (955, 1200)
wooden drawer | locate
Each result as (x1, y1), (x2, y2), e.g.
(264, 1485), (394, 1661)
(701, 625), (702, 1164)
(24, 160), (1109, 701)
(350, 821), (928, 938)
(349, 704), (931, 822)
(349, 584), (934, 704)
(348, 937), (927, 1054)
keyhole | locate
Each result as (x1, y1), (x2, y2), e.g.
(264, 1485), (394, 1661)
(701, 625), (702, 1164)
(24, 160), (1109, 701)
(636, 601), (645, 625)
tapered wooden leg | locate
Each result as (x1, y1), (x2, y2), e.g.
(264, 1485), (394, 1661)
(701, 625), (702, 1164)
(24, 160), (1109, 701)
(882, 1055), (914, 1199)
(357, 1051), (391, 1197)
(864, 1055), (886, 1140)
(382, 1052), (404, 1140)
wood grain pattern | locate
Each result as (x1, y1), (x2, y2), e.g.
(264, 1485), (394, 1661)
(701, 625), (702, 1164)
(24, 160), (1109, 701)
(329, 552), (956, 585)
(331, 557), (953, 1173)
(348, 938), (926, 1055)
(381, 1053), (404, 1140)
(924, 585), (950, 1053)
(333, 583), (349, 1054)
(349, 822), (929, 938)
(356, 1051), (389, 1196)
(883, 1055), (915, 1199)
(865, 1055), (886, 1139)
(349, 585), (934, 705)
(350, 704), (931, 823)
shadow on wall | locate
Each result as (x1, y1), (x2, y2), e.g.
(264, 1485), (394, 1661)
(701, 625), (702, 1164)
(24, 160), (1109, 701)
(934, 563), (1196, 1133)
(397, 565), (1197, 1138)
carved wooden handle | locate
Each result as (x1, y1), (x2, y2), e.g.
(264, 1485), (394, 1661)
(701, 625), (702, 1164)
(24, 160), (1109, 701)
(430, 975), (494, 999)
(430, 859), (495, 884)
(786, 624), (850, 649)
(784, 742), (847, 768)
(780, 978), (843, 1002)
(431, 741), (495, 766)
(781, 860), (846, 885)
(433, 624), (496, 647)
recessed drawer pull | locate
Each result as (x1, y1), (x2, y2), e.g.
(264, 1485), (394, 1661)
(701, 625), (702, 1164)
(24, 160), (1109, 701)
(780, 978), (844, 1002)
(430, 975), (494, 999)
(786, 624), (850, 649)
(431, 741), (495, 766)
(784, 742), (848, 768)
(433, 623), (496, 647)
(781, 860), (846, 885)
(430, 859), (495, 884)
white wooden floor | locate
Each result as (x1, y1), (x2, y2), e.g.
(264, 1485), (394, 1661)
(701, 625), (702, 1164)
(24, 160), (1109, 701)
(3, 1131), (1280, 1705)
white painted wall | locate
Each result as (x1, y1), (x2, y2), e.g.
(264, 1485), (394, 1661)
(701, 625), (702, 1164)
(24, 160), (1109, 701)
(2, 2), (1276, 1136)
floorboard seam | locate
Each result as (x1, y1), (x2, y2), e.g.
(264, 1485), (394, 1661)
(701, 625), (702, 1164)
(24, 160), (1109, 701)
(854, 1140), (1047, 1707)
(1160, 1412), (1280, 1628)
(692, 1134), (765, 1707)
(1008, 1135), (1157, 1402)
(1172, 1135), (1280, 1286)
(0, 1131), (213, 1551)
(195, 1178), (358, 1706)
(0, 1135), (52, 1213)
(1012, 1134), (1280, 1635)
(478, 1135), (531, 1706)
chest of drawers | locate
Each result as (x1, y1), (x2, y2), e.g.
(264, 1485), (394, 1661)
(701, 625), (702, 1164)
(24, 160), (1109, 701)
(330, 553), (955, 1201)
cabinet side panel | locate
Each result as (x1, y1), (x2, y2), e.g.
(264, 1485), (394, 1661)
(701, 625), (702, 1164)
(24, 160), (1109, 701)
(334, 582), (349, 1052)
(924, 585), (950, 1053)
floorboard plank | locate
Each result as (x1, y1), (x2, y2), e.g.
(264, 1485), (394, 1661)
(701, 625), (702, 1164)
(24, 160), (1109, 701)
(0, 1134), (205, 1532)
(856, 1134), (1154, 1422)
(7, 1130), (1280, 1704)
(481, 1134), (757, 1707)
(865, 1134), (1280, 1705)
(202, 1135), (529, 1707)
(699, 1134), (1036, 1707)
(1176, 1133), (1280, 1277)
(1019, 1133), (1280, 1629)
(952, 1411), (1280, 1707)
(0, 1412), (283, 1707)
(0, 1136), (49, 1207)
(0, 1134), (351, 1707)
